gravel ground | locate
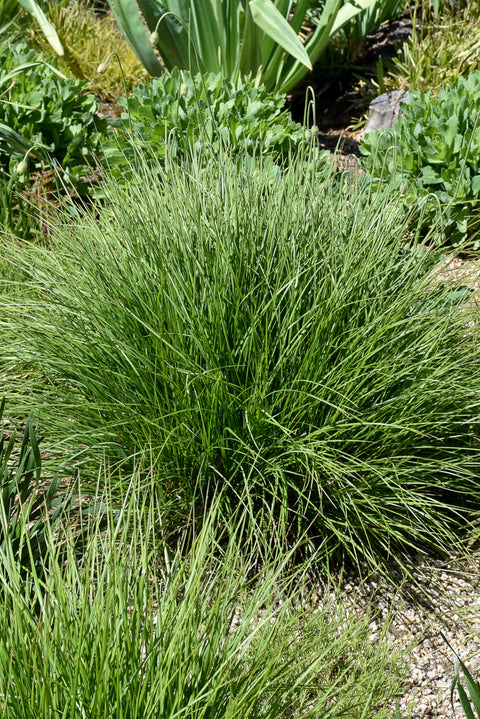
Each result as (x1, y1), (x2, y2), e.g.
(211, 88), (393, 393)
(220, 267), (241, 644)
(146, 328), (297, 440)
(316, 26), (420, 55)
(333, 551), (480, 718)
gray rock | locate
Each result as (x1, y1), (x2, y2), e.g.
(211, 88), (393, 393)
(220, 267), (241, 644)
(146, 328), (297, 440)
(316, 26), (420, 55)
(364, 90), (409, 134)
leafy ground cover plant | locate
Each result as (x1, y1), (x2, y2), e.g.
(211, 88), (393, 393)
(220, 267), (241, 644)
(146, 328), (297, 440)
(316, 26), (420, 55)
(106, 0), (377, 93)
(0, 483), (407, 718)
(2, 150), (480, 570)
(360, 71), (480, 246)
(29, 0), (147, 102)
(103, 68), (308, 174)
(0, 40), (107, 192)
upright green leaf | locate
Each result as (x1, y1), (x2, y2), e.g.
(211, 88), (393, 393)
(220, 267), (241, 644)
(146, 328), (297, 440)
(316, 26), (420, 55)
(136, 0), (191, 71)
(0, 123), (48, 158)
(329, 0), (379, 36)
(249, 0), (312, 69)
(189, 0), (224, 72)
(107, 0), (165, 76)
(238, 1), (263, 77)
(278, 0), (378, 92)
(17, 0), (64, 56)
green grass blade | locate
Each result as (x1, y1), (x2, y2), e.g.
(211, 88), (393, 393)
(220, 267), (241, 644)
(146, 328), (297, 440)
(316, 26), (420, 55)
(456, 655), (480, 716)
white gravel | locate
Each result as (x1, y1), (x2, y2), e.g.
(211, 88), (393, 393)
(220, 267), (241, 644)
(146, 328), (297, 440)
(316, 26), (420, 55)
(334, 552), (480, 718)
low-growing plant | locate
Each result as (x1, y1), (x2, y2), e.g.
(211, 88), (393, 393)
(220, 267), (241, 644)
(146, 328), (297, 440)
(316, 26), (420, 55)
(103, 68), (308, 174)
(0, 41), (107, 193)
(360, 71), (480, 246)
(2, 150), (480, 570)
(0, 484), (407, 718)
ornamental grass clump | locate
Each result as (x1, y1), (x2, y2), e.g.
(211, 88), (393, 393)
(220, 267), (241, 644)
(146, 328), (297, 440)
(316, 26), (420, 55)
(0, 483), (407, 718)
(2, 149), (480, 568)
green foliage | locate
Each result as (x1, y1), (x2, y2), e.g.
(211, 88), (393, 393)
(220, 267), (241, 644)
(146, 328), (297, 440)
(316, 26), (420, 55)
(0, 398), (65, 577)
(7, 0), (64, 55)
(0, 0), (20, 21)
(0, 41), (107, 193)
(106, 0), (377, 94)
(104, 69), (307, 174)
(360, 72), (480, 246)
(0, 173), (43, 241)
(452, 655), (480, 718)
(0, 487), (407, 718)
(3, 151), (480, 571)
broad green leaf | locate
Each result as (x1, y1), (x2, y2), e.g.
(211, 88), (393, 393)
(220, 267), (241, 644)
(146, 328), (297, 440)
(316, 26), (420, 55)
(135, 0), (190, 71)
(249, 0), (312, 69)
(0, 123), (48, 157)
(444, 115), (459, 146)
(330, 0), (378, 36)
(260, 0), (292, 62)
(274, 0), (343, 92)
(472, 175), (480, 195)
(106, 0), (164, 76)
(17, 0), (64, 56)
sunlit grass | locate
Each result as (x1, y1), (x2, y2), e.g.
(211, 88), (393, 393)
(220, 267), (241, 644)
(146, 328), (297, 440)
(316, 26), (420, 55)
(383, 0), (480, 95)
(2, 148), (480, 570)
(0, 478), (407, 718)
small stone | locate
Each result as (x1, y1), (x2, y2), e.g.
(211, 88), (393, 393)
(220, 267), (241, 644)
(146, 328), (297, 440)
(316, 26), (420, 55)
(364, 90), (409, 134)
